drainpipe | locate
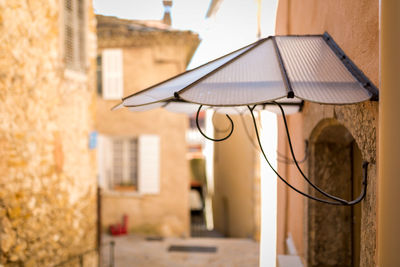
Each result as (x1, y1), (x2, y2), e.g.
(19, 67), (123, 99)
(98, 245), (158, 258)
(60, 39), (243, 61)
(378, 0), (400, 265)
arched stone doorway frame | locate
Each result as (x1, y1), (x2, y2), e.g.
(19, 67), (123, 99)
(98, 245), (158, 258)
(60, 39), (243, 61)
(302, 103), (377, 267)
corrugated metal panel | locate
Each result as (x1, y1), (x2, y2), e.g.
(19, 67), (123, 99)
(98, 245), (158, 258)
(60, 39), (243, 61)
(164, 102), (207, 114)
(275, 36), (372, 104)
(128, 102), (165, 112)
(180, 39), (287, 106)
(122, 42), (258, 107)
(116, 34), (377, 114)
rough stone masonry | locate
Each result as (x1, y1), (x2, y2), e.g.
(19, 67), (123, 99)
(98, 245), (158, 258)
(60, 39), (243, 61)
(0, 0), (98, 265)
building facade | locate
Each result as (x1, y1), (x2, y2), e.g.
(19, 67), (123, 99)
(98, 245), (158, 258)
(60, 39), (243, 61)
(275, 1), (379, 266)
(0, 0), (98, 265)
(212, 114), (261, 239)
(96, 15), (199, 237)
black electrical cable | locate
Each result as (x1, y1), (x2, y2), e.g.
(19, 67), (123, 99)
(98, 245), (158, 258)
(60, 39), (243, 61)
(238, 111), (309, 164)
(212, 108), (233, 134)
(272, 101), (364, 204)
(196, 105), (234, 142)
(247, 105), (345, 205)
(194, 103), (368, 205)
(238, 110), (260, 151)
(248, 104), (368, 205)
(276, 140), (309, 164)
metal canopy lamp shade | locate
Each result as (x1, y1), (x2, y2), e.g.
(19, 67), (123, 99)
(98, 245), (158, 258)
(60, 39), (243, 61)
(114, 32), (379, 205)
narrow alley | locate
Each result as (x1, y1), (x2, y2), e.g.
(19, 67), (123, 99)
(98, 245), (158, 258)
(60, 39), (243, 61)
(101, 235), (259, 267)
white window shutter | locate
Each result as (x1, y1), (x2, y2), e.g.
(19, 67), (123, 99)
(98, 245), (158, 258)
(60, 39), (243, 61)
(101, 49), (124, 100)
(138, 135), (160, 194)
(97, 135), (113, 189)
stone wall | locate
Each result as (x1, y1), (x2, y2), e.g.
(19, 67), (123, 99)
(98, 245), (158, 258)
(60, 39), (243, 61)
(0, 0), (97, 265)
(302, 103), (378, 267)
(307, 124), (361, 267)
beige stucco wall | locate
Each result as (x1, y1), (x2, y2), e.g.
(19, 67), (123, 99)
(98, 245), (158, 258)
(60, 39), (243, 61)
(97, 28), (199, 237)
(276, 113), (306, 257)
(275, 0), (378, 266)
(0, 0), (98, 265)
(212, 114), (260, 239)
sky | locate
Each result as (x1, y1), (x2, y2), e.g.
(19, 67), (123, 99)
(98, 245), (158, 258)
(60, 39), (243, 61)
(93, 0), (209, 32)
(93, 0), (278, 68)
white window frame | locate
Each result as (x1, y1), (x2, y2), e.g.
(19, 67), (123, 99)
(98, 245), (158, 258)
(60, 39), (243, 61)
(98, 134), (160, 195)
(110, 138), (138, 189)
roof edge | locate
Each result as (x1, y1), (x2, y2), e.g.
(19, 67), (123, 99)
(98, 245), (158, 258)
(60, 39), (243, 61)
(323, 32), (379, 101)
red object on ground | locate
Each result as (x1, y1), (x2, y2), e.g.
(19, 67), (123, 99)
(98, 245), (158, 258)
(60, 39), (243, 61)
(109, 215), (128, 236)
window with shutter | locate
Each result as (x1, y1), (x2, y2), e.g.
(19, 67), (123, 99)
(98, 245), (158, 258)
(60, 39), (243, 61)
(77, 0), (86, 66)
(63, 0), (87, 71)
(111, 138), (138, 190)
(98, 135), (138, 191)
(97, 135), (160, 194)
(101, 49), (124, 100)
(64, 0), (74, 67)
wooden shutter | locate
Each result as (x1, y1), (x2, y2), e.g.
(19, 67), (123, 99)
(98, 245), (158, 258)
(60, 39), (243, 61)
(77, 0), (86, 69)
(138, 135), (160, 194)
(64, 0), (86, 71)
(64, 0), (74, 68)
(101, 49), (124, 100)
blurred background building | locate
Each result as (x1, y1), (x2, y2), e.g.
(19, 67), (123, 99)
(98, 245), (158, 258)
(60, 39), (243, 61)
(95, 13), (199, 237)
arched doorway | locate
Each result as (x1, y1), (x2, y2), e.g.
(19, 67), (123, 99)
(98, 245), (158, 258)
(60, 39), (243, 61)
(307, 122), (363, 267)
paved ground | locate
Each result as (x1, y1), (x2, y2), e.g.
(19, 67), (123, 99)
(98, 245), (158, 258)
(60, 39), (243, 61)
(100, 235), (260, 267)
